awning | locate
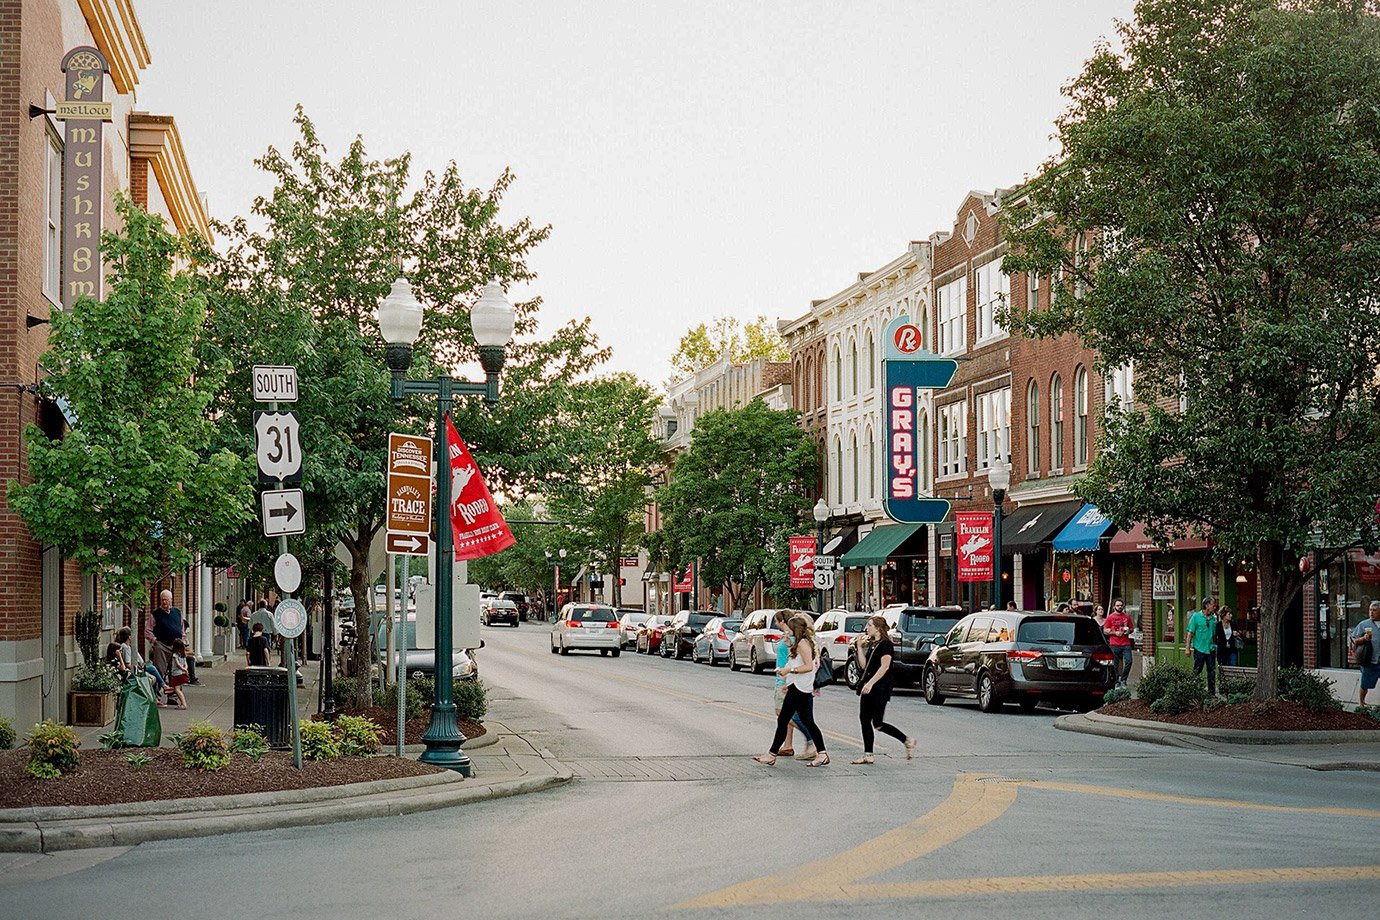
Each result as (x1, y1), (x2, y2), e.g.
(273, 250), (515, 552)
(840, 523), (923, 568)
(1109, 523), (1211, 555)
(820, 526), (858, 559)
(1001, 500), (1084, 555)
(1052, 503), (1116, 552)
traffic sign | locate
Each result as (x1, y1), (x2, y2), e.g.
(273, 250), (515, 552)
(252, 365), (298, 403)
(813, 569), (836, 590)
(274, 552), (302, 594)
(813, 555), (837, 571)
(273, 597), (308, 639)
(261, 489), (306, 537)
(254, 411), (303, 484)
(387, 432), (434, 537)
(386, 532), (430, 556)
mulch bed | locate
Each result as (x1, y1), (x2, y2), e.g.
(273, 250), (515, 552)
(0, 749), (441, 810)
(328, 706), (485, 747)
(1100, 698), (1380, 732)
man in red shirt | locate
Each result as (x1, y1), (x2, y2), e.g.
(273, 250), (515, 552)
(1103, 600), (1136, 688)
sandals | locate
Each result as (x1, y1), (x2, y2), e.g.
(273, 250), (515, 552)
(752, 754), (777, 766)
(795, 748), (818, 761)
(906, 738), (918, 761)
(850, 755), (875, 765)
(777, 748), (795, 757)
(806, 753), (831, 768)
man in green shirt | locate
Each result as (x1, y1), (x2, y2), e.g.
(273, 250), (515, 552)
(1185, 596), (1220, 697)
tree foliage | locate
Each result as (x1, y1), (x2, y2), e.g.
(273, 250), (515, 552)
(670, 316), (789, 379)
(1000, 0), (1380, 698)
(8, 198), (253, 604)
(659, 401), (818, 612)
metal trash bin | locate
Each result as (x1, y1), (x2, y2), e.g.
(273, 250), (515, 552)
(233, 667), (292, 748)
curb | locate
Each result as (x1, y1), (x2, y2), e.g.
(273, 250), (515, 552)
(1055, 711), (1380, 746)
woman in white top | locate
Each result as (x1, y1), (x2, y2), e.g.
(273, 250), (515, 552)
(754, 614), (829, 767)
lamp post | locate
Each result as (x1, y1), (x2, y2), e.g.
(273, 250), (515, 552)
(545, 548), (566, 621)
(813, 498), (829, 617)
(378, 275), (514, 774)
(988, 462), (1010, 610)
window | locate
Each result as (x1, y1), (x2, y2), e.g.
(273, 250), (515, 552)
(976, 388), (1011, 470)
(834, 438), (843, 504)
(44, 135), (62, 303)
(834, 347), (843, 401)
(866, 426), (876, 497)
(1027, 270), (1040, 309)
(937, 276), (967, 355)
(1107, 361), (1134, 408)
(866, 331), (876, 389)
(1026, 381), (1041, 475)
(1074, 366), (1089, 466)
(1051, 374), (1065, 470)
(850, 432), (858, 502)
(849, 338), (858, 396)
(939, 401), (968, 478)
(1074, 233), (1088, 298)
(917, 409), (931, 491)
(974, 259), (1010, 342)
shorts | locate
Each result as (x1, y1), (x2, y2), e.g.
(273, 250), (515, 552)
(1360, 664), (1380, 691)
(168, 673), (190, 689)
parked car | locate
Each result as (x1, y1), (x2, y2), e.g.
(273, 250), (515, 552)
(846, 606), (964, 690)
(371, 615), (480, 683)
(921, 611), (1115, 713)
(482, 597), (520, 627)
(813, 609), (870, 679)
(661, 611), (717, 659)
(636, 615), (673, 654)
(550, 603), (623, 656)
(728, 608), (787, 673)
(499, 591), (534, 622)
(618, 609), (652, 649)
(692, 616), (742, 665)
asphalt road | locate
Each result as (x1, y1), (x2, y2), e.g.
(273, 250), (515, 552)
(4, 623), (1378, 920)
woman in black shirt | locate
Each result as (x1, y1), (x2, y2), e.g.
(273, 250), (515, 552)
(853, 615), (917, 764)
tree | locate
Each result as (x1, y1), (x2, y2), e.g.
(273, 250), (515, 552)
(9, 198), (253, 605)
(670, 316), (789, 379)
(659, 401), (818, 612)
(1000, 0), (1380, 699)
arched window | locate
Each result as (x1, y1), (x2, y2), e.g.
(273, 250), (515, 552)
(866, 331), (876, 389)
(866, 426), (877, 497)
(1026, 380), (1041, 475)
(1050, 374), (1064, 471)
(834, 437), (843, 505)
(803, 357), (814, 410)
(850, 432), (859, 502)
(849, 337), (859, 396)
(834, 347), (843, 401)
(816, 358), (823, 411)
(1074, 366), (1089, 466)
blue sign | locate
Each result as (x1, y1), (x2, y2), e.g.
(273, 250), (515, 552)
(883, 316), (958, 526)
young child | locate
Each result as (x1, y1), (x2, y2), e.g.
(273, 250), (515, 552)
(167, 638), (191, 710)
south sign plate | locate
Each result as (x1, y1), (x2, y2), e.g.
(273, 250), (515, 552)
(273, 598), (308, 639)
(251, 365), (298, 403)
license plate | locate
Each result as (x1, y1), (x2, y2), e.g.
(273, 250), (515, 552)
(1053, 657), (1084, 670)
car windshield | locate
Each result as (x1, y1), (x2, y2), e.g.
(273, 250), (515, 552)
(723, 619), (743, 632)
(573, 607), (616, 622)
(687, 614), (715, 629)
(901, 613), (960, 636)
(1018, 617), (1105, 647)
(843, 616), (868, 634)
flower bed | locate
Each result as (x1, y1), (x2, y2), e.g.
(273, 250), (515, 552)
(1100, 699), (1380, 732)
(329, 705), (485, 747)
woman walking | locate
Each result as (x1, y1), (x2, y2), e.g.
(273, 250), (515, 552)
(852, 615), (916, 764)
(754, 614), (829, 768)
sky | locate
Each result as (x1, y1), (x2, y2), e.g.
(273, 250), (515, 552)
(134, 0), (1137, 386)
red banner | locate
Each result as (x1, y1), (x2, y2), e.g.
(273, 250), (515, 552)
(673, 567), (693, 594)
(443, 413), (516, 561)
(956, 511), (994, 583)
(789, 536), (816, 588)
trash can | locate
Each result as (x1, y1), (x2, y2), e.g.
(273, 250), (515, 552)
(233, 667), (292, 748)
(116, 674), (162, 748)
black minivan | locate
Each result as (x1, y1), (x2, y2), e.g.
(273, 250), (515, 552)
(922, 611), (1115, 713)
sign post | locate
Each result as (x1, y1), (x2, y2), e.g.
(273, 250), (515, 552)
(386, 433), (434, 557)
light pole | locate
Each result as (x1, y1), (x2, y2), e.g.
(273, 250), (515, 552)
(813, 498), (829, 618)
(988, 462), (1010, 610)
(378, 275), (514, 774)
(545, 548), (566, 619)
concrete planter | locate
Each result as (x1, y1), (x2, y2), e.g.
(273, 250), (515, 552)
(68, 690), (115, 727)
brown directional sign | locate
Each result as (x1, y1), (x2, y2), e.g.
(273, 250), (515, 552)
(386, 433), (434, 549)
(387, 532), (430, 556)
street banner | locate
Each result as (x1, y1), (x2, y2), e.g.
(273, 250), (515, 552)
(788, 536), (816, 588)
(956, 511), (994, 583)
(673, 567), (693, 594)
(443, 413), (515, 561)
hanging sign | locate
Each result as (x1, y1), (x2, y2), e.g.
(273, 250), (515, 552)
(882, 315), (957, 525)
(1152, 567), (1177, 600)
(386, 432), (433, 552)
(60, 46), (109, 308)
(443, 414), (516, 561)
(673, 567), (693, 594)
(789, 535), (816, 589)
(956, 511), (994, 583)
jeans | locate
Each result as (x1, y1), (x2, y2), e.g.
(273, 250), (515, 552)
(1111, 645), (1134, 686)
(859, 690), (907, 754)
(771, 686), (825, 755)
(142, 664), (164, 690)
(1192, 649), (1217, 695)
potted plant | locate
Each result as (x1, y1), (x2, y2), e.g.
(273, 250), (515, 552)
(69, 662), (120, 726)
(212, 601), (232, 656)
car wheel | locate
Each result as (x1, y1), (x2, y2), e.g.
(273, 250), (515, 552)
(977, 672), (1002, 713)
(729, 650), (741, 671)
(513, 621), (519, 628)
(550, 641), (557, 655)
(845, 657), (862, 690)
(923, 666), (946, 705)
(750, 647), (762, 674)
(559, 640), (570, 656)
(600, 649), (608, 656)
(612, 648), (621, 658)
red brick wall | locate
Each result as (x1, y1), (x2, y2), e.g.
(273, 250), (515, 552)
(129, 156), (148, 210)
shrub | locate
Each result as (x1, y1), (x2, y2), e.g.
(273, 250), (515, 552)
(71, 662), (121, 692)
(1225, 692), (1254, 705)
(213, 614), (231, 628)
(454, 680), (487, 722)
(1136, 660), (1196, 707)
(373, 681), (425, 721)
(229, 724), (270, 761)
(97, 728), (126, 750)
(1278, 667), (1341, 712)
(125, 752), (152, 769)
(1359, 705), (1380, 722)
(332, 676), (359, 705)
(1139, 662), (1209, 715)
(299, 720), (340, 761)
(172, 721), (230, 771)
(26, 720), (80, 779)
(334, 715), (381, 756)
(1219, 674), (1256, 699)
(1102, 686), (1131, 705)
(409, 675), (435, 706)
(0, 716), (15, 751)
(74, 609), (102, 665)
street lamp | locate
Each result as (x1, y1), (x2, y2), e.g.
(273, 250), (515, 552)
(988, 462), (1010, 610)
(545, 548), (566, 620)
(812, 498), (829, 617)
(379, 274), (514, 774)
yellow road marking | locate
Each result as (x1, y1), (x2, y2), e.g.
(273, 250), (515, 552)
(1008, 779), (1380, 819)
(673, 773), (1016, 910)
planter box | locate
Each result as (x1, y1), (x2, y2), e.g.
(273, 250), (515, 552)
(68, 690), (115, 727)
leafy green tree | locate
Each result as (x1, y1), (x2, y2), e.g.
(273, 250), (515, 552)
(9, 198), (253, 605)
(659, 401), (818, 613)
(670, 316), (788, 379)
(1000, 0), (1380, 699)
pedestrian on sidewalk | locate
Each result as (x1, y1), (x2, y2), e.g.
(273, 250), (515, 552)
(770, 610), (814, 760)
(150, 589), (184, 702)
(167, 639), (191, 709)
(1104, 600), (1136, 688)
(245, 622), (271, 667)
(1093, 605), (1107, 635)
(117, 627), (166, 703)
(754, 614), (828, 768)
(1349, 601), (1380, 708)
(852, 615), (916, 764)
(1216, 606), (1239, 672)
(237, 598), (252, 650)
(1185, 596), (1219, 697)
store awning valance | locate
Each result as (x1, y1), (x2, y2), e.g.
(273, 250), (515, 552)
(1001, 500), (1084, 555)
(820, 526), (858, 559)
(1052, 503), (1116, 552)
(1108, 523), (1211, 555)
(840, 523), (923, 568)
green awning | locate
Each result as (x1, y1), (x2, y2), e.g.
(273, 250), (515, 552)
(839, 523), (924, 568)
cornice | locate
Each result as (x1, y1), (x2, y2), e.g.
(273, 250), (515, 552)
(78, 0), (150, 95)
(129, 113), (212, 241)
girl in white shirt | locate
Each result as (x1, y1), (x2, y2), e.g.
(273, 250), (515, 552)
(754, 614), (829, 768)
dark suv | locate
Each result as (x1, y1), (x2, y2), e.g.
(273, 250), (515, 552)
(922, 611), (1115, 713)
(845, 606), (963, 690)
(661, 611), (717, 659)
(499, 591), (533, 622)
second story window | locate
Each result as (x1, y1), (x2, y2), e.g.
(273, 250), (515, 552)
(1051, 374), (1065, 471)
(939, 401), (968, 478)
(866, 331), (876, 389)
(1074, 366), (1089, 467)
(937, 276), (967, 355)
(1026, 380), (1041, 475)
(975, 388), (1011, 471)
(1027, 270), (1040, 310)
(44, 135), (62, 303)
(834, 347), (843, 401)
(849, 338), (858, 396)
(975, 259), (1009, 342)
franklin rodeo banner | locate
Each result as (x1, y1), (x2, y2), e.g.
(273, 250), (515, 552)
(443, 413), (515, 561)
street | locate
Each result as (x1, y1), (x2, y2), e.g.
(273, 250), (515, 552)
(3, 624), (1378, 920)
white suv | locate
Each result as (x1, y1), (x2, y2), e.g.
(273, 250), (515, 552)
(813, 609), (871, 674)
(550, 603), (623, 657)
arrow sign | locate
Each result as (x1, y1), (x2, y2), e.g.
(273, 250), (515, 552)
(386, 532), (430, 557)
(261, 489), (306, 537)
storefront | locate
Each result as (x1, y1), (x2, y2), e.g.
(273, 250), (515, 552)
(818, 525), (858, 610)
(1049, 504), (1116, 611)
(1001, 500), (1083, 611)
(840, 523), (928, 609)
(1316, 549), (1380, 668)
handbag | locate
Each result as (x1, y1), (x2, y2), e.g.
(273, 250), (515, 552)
(813, 650), (835, 688)
(1355, 638), (1374, 666)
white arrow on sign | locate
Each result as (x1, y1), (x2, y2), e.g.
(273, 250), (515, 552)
(255, 411), (303, 482)
(813, 569), (835, 591)
(261, 489), (306, 537)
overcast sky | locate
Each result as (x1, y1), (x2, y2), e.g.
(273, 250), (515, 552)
(135, 0), (1136, 386)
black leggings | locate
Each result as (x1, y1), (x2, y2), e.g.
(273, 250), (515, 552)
(771, 686), (825, 755)
(859, 691), (907, 753)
